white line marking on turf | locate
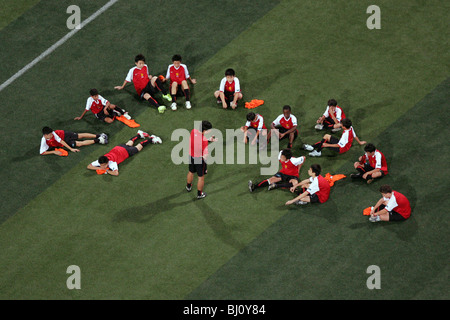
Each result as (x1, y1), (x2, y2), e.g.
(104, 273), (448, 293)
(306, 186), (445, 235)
(0, 0), (119, 93)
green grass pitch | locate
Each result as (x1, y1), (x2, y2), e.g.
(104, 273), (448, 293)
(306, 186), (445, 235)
(0, 0), (448, 300)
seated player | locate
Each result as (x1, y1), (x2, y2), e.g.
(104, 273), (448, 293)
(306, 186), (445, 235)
(240, 112), (269, 146)
(304, 118), (366, 157)
(369, 185), (411, 222)
(271, 105), (298, 149)
(163, 54), (196, 111)
(75, 88), (131, 124)
(285, 164), (330, 206)
(114, 54), (171, 113)
(40, 126), (107, 156)
(248, 149), (305, 192)
(351, 143), (388, 184)
(214, 68), (243, 109)
(315, 98), (346, 132)
(87, 130), (162, 176)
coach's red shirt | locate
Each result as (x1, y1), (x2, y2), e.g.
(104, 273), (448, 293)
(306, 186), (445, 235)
(190, 129), (208, 157)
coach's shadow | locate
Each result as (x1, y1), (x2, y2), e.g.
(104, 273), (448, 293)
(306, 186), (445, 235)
(113, 191), (191, 224)
(195, 195), (246, 251)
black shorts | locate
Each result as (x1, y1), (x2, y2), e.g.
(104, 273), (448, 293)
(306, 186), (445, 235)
(377, 204), (407, 221)
(63, 131), (79, 148)
(189, 156), (207, 177)
(309, 193), (320, 203)
(94, 108), (114, 122)
(118, 144), (139, 157)
(327, 136), (341, 152)
(277, 127), (298, 140)
(274, 172), (299, 183)
(360, 164), (386, 177)
(140, 81), (158, 99)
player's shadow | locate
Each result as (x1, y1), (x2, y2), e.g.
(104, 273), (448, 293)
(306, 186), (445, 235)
(11, 146), (38, 162)
(112, 191), (192, 224)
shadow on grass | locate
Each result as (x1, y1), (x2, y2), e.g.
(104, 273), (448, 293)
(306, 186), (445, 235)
(195, 193), (246, 251)
(112, 191), (191, 224)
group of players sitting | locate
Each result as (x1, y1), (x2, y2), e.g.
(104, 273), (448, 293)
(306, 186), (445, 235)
(39, 53), (410, 223)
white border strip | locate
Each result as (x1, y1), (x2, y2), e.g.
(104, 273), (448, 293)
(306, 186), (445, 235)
(0, 0), (119, 93)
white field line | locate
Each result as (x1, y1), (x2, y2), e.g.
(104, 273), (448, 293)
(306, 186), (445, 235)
(0, 0), (119, 93)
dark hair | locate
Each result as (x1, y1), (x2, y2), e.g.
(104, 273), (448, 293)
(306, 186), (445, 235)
(282, 105), (291, 112)
(90, 88), (99, 96)
(328, 99), (338, 107)
(225, 68), (235, 76)
(364, 143), (376, 153)
(135, 54), (145, 63)
(42, 126), (53, 135)
(281, 149), (292, 160)
(246, 112), (256, 122)
(379, 184), (392, 194)
(341, 118), (352, 129)
(201, 120), (212, 132)
(98, 155), (109, 164)
(310, 164), (321, 176)
(172, 54), (182, 62)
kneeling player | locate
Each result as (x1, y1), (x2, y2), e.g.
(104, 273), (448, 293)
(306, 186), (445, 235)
(285, 164), (330, 206)
(248, 149), (305, 192)
(87, 130), (161, 176)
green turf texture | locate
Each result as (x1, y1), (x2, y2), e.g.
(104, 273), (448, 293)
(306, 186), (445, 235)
(0, 0), (448, 299)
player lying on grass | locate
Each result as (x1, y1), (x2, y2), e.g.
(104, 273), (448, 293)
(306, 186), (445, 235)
(114, 54), (171, 113)
(87, 130), (161, 176)
(248, 149), (305, 192)
(304, 118), (366, 157)
(40, 127), (107, 156)
(285, 164), (330, 206)
(369, 184), (411, 222)
(351, 143), (388, 184)
(271, 105), (298, 149)
(214, 68), (243, 109)
(74, 88), (132, 124)
(315, 99), (346, 132)
(240, 112), (269, 147)
(162, 54), (196, 111)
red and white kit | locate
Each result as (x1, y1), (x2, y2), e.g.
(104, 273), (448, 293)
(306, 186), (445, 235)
(278, 151), (304, 177)
(272, 114), (298, 130)
(384, 191), (411, 219)
(360, 149), (388, 174)
(245, 114), (267, 131)
(40, 130), (65, 154)
(166, 64), (190, 85)
(86, 95), (108, 114)
(323, 105), (346, 122)
(125, 64), (151, 95)
(307, 175), (331, 203)
(219, 77), (241, 94)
